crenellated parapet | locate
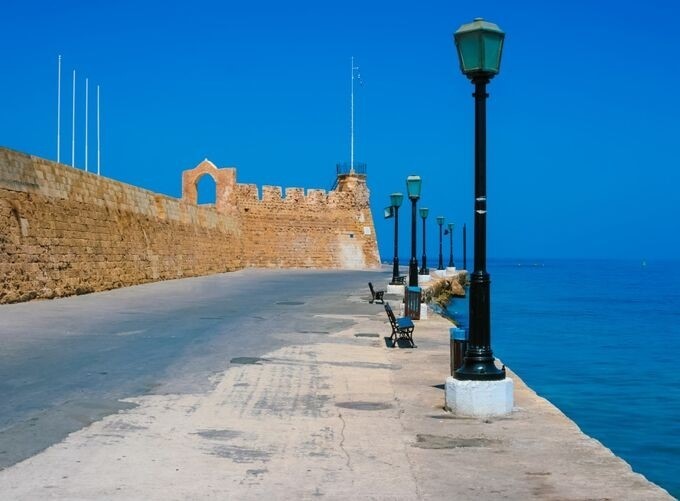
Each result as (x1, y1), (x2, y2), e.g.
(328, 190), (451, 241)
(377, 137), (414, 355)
(180, 158), (380, 269)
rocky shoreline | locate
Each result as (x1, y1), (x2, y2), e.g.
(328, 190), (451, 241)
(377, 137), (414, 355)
(421, 271), (467, 310)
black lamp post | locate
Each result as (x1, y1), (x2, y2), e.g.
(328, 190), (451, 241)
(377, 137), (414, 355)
(447, 222), (455, 268)
(419, 208), (429, 275)
(453, 18), (506, 381)
(463, 223), (467, 270)
(436, 216), (445, 270)
(390, 193), (404, 284)
(406, 176), (422, 287)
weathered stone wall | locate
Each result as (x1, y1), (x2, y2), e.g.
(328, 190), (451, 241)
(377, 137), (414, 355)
(0, 148), (380, 304)
(0, 148), (243, 303)
(233, 178), (380, 269)
(179, 159), (380, 270)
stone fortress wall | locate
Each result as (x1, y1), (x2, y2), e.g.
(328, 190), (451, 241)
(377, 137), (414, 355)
(0, 147), (380, 304)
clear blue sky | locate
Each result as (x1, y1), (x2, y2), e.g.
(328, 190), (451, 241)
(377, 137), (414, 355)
(2, 0), (679, 260)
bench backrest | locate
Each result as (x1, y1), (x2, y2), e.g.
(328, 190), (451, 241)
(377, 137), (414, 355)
(368, 282), (376, 297)
(384, 302), (398, 328)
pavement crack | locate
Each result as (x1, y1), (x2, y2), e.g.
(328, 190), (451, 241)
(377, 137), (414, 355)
(391, 377), (423, 500)
(337, 412), (352, 471)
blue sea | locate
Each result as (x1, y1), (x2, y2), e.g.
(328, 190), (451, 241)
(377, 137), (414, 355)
(446, 259), (679, 498)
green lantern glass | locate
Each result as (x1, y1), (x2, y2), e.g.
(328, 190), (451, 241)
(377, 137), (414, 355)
(390, 192), (404, 208)
(436, 216), (445, 226)
(419, 207), (429, 219)
(454, 18), (505, 78)
(406, 175), (422, 200)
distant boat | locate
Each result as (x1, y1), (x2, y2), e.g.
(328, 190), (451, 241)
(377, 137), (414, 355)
(642, 260), (647, 267)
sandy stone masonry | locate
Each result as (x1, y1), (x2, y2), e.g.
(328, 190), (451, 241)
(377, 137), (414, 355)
(0, 147), (380, 304)
(181, 159), (380, 269)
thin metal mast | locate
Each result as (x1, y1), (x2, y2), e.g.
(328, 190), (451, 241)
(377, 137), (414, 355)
(350, 56), (355, 173)
(97, 85), (101, 176)
(71, 70), (76, 168)
(57, 55), (61, 163)
(85, 78), (89, 172)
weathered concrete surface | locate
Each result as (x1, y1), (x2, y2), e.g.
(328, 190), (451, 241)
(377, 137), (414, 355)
(0, 268), (378, 469)
(0, 271), (672, 500)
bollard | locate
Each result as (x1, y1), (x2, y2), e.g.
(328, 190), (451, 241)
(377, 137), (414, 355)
(450, 326), (468, 376)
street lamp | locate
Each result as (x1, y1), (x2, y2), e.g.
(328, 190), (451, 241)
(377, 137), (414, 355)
(463, 223), (467, 270)
(453, 18), (505, 381)
(447, 222), (455, 268)
(419, 208), (429, 275)
(406, 176), (422, 287)
(436, 216), (445, 270)
(390, 193), (404, 284)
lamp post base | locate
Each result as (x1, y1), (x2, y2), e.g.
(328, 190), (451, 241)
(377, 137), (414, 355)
(454, 359), (506, 381)
(454, 343), (506, 380)
(444, 376), (514, 417)
(391, 257), (400, 285)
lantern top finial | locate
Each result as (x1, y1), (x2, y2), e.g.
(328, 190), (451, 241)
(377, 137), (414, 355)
(455, 18), (503, 36)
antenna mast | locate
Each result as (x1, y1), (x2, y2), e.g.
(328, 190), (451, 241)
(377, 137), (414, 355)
(351, 56), (361, 174)
(97, 85), (101, 176)
(57, 55), (61, 163)
(71, 70), (76, 168)
(85, 78), (89, 172)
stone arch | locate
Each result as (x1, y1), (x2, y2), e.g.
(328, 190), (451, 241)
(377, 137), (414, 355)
(182, 159), (236, 212)
(195, 171), (218, 205)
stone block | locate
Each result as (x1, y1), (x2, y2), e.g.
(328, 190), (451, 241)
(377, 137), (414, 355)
(418, 274), (431, 284)
(445, 376), (514, 417)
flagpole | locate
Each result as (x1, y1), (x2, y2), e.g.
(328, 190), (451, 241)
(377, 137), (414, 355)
(97, 85), (101, 176)
(71, 70), (76, 168)
(85, 78), (89, 172)
(57, 55), (61, 163)
(350, 56), (354, 173)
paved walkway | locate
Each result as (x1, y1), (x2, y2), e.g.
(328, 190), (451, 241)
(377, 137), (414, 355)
(0, 271), (672, 499)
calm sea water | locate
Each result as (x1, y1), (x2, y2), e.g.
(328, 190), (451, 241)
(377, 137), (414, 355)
(446, 259), (679, 498)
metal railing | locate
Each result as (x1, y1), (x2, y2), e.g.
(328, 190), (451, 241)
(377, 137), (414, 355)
(336, 162), (367, 176)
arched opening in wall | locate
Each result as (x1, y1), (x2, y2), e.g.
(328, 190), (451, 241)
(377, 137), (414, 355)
(196, 173), (217, 205)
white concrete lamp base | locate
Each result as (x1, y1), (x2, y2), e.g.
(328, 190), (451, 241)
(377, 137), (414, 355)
(444, 376), (514, 418)
(386, 284), (404, 295)
(445, 267), (457, 276)
(417, 274), (432, 284)
(433, 269), (447, 278)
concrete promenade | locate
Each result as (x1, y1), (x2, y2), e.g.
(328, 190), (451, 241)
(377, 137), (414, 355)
(0, 269), (672, 499)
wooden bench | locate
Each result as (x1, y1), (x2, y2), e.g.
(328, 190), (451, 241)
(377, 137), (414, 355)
(368, 282), (385, 304)
(392, 275), (406, 285)
(384, 302), (416, 348)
